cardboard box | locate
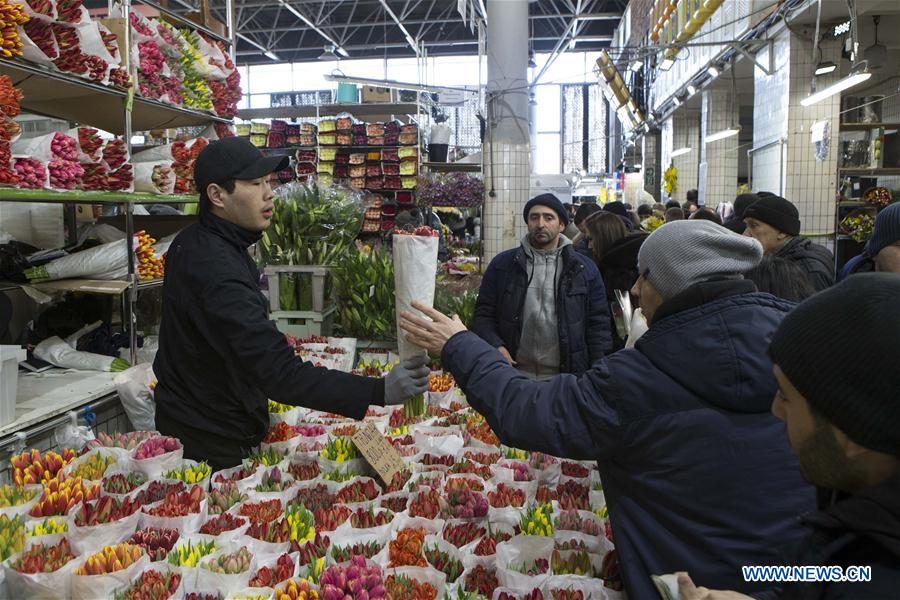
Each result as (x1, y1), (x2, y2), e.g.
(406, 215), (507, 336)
(361, 86), (393, 103)
(99, 18), (128, 66)
(183, 11), (227, 37)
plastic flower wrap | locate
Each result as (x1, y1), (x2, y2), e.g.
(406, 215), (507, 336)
(179, 30), (212, 110)
(417, 172), (484, 207)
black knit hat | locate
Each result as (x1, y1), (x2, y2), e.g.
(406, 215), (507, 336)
(523, 193), (569, 227)
(743, 193), (801, 236)
(733, 193), (759, 219)
(770, 273), (900, 456)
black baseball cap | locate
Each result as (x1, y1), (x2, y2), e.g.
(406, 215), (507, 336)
(195, 137), (289, 211)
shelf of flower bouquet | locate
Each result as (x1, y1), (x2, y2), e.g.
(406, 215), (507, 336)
(0, 187), (198, 204)
(838, 168), (900, 176)
(0, 59), (230, 135)
(422, 161), (482, 173)
(838, 123), (900, 132)
(238, 102), (420, 122)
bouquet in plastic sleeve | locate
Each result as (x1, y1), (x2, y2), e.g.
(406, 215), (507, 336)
(260, 182), (363, 266)
(179, 30), (213, 110)
(24, 237), (135, 282)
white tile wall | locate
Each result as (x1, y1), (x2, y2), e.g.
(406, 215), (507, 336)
(483, 142), (531, 262)
(659, 113), (701, 203)
(701, 90), (739, 209)
(784, 36), (840, 238)
(673, 112), (700, 202)
(752, 31), (840, 240)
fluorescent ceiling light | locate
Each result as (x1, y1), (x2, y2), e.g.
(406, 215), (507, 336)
(264, 50), (281, 61)
(800, 70), (871, 107)
(707, 66), (719, 78)
(630, 59), (643, 71)
(671, 146), (692, 157)
(686, 84), (696, 96)
(814, 61), (837, 76)
(659, 57), (675, 71)
(705, 128), (740, 143)
(325, 73), (476, 96)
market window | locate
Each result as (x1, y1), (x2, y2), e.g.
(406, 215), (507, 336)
(535, 84), (561, 174)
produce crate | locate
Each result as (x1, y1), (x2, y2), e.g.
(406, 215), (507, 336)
(264, 265), (333, 313)
(271, 306), (335, 338)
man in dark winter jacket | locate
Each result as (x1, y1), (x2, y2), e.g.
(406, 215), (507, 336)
(401, 220), (815, 599)
(723, 192), (759, 234)
(471, 193), (611, 379)
(154, 137), (429, 471)
(596, 231), (648, 351)
(742, 193), (834, 291)
(678, 273), (900, 600)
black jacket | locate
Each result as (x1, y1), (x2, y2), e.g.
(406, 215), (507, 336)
(597, 233), (647, 302)
(596, 233), (648, 350)
(153, 213), (383, 449)
(756, 474), (900, 600)
(471, 243), (611, 375)
(775, 237), (835, 292)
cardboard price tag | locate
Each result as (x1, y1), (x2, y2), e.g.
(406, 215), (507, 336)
(352, 421), (405, 485)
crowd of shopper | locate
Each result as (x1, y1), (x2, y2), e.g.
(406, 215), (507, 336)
(398, 189), (900, 600)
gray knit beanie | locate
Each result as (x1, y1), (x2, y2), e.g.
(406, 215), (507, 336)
(637, 220), (764, 300)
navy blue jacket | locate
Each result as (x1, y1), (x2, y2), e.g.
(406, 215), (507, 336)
(445, 281), (815, 599)
(471, 243), (611, 375)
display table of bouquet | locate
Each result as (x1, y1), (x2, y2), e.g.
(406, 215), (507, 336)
(1, 370), (117, 439)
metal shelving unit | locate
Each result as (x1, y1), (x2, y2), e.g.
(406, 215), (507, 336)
(238, 103), (420, 122)
(0, 0), (234, 364)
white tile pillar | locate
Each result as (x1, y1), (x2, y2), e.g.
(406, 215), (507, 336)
(483, 0), (531, 262)
(784, 36), (841, 238)
(666, 111), (700, 203)
(699, 89), (739, 209)
(753, 30), (841, 240)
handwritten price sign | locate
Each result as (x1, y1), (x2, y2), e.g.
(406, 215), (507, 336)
(352, 421), (405, 485)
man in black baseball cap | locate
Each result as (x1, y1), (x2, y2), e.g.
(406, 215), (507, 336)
(153, 137), (429, 470)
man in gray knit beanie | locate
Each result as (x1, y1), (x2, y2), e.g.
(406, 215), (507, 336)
(633, 220), (763, 324)
(399, 217), (814, 598)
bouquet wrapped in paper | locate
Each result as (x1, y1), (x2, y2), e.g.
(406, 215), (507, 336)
(393, 226), (440, 415)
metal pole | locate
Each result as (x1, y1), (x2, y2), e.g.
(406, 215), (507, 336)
(226, 0), (236, 63)
(123, 0), (137, 365)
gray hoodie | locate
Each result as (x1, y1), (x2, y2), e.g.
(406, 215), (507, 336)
(516, 234), (572, 380)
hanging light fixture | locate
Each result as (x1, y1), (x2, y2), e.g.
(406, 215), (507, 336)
(802, 0), (870, 106)
(814, 61), (837, 75)
(706, 59), (741, 143)
(318, 45), (338, 61)
(707, 65), (719, 78)
(686, 84), (697, 96)
(659, 57), (675, 71)
(801, 62), (871, 106)
(672, 113), (692, 157)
